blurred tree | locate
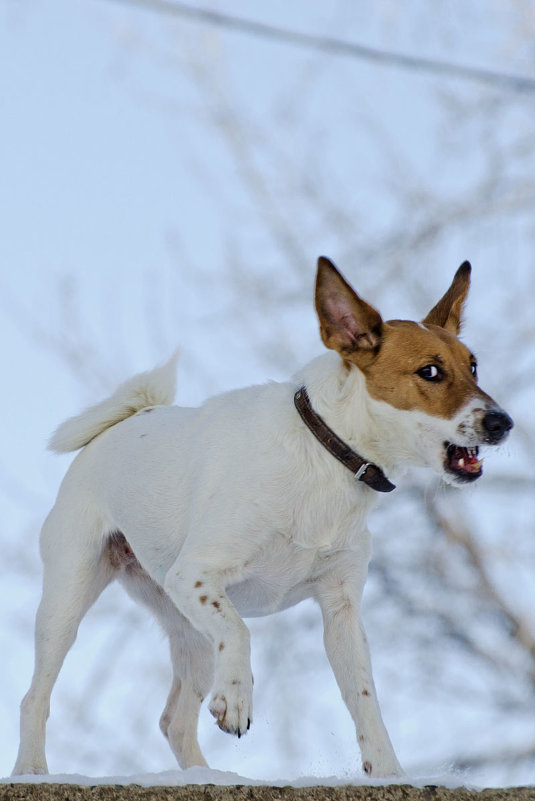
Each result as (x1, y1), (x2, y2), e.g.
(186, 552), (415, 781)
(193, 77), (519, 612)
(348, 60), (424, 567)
(3, 0), (535, 785)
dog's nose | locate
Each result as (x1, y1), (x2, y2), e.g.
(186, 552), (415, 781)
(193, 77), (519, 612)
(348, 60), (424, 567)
(482, 409), (514, 443)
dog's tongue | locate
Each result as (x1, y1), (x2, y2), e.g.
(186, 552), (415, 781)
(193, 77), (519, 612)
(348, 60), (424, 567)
(449, 445), (482, 473)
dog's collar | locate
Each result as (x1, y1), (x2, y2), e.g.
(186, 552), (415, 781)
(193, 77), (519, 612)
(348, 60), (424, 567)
(294, 386), (396, 493)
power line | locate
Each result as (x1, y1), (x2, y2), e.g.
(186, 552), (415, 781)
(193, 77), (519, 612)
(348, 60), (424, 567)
(103, 0), (535, 94)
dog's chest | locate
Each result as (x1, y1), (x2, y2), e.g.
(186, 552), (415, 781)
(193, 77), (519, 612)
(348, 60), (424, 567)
(227, 542), (316, 617)
(225, 531), (366, 618)
(222, 486), (374, 617)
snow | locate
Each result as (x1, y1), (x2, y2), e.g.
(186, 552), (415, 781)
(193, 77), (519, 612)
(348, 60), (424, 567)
(2, 768), (479, 790)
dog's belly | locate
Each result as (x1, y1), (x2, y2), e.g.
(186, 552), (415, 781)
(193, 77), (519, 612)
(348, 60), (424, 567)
(108, 530), (318, 619)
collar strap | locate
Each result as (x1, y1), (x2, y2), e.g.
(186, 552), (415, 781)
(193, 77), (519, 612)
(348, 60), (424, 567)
(294, 386), (396, 493)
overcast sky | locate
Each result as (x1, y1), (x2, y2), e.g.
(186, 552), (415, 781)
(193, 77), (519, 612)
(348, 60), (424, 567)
(1, 0), (534, 784)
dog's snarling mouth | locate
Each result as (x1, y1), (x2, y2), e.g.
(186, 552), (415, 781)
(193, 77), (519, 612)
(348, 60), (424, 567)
(444, 442), (483, 482)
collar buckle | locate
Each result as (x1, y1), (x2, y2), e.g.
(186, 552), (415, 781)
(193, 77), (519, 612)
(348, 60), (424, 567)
(354, 462), (371, 482)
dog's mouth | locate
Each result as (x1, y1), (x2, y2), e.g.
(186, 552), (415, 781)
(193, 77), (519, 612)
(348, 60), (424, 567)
(444, 442), (483, 482)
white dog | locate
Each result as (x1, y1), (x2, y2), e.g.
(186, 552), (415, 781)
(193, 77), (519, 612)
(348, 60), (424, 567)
(13, 257), (512, 778)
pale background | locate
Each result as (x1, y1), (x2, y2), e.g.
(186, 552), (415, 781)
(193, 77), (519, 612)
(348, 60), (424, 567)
(1, 0), (534, 786)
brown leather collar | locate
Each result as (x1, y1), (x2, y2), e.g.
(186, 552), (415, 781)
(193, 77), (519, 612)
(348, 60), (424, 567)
(294, 386), (396, 493)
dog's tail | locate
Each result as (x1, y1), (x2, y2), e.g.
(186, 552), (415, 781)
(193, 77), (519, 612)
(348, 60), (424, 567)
(48, 351), (179, 453)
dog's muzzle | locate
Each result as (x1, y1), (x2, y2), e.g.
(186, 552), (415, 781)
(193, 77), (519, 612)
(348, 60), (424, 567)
(481, 409), (514, 444)
(444, 405), (513, 484)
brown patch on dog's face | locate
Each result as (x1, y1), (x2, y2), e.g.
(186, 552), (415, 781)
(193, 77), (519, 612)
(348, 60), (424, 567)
(352, 319), (489, 420)
(315, 256), (488, 420)
(314, 256), (513, 484)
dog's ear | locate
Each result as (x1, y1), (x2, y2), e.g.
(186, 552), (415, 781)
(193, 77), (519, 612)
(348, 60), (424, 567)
(422, 261), (471, 335)
(315, 257), (383, 359)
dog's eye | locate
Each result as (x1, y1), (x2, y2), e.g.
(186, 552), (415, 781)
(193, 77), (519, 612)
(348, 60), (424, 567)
(417, 364), (442, 381)
(470, 361), (478, 378)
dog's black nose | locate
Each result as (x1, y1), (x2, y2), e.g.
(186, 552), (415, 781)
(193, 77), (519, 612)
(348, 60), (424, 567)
(482, 409), (514, 443)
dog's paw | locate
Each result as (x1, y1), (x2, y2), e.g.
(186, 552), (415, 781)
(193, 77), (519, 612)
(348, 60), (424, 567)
(12, 760), (49, 776)
(362, 756), (406, 779)
(209, 676), (253, 738)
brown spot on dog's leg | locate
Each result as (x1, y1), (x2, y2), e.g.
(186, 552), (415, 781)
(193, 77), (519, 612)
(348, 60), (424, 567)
(362, 689), (370, 696)
(212, 600), (221, 610)
(363, 761), (372, 775)
(218, 642), (225, 652)
(199, 595), (208, 604)
(194, 581), (203, 588)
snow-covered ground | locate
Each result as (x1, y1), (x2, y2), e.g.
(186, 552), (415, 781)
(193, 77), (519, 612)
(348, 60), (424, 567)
(3, 767), (479, 790)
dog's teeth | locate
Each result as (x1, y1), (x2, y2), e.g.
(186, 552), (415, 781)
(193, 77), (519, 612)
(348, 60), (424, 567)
(458, 458), (465, 468)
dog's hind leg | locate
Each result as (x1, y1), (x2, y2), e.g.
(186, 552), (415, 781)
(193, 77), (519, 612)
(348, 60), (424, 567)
(110, 539), (214, 770)
(13, 507), (113, 775)
(159, 627), (213, 769)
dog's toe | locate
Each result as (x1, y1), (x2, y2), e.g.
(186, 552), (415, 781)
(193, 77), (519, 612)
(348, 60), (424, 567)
(209, 681), (252, 737)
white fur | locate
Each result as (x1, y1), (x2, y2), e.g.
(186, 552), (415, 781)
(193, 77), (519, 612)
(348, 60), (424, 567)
(12, 345), (503, 778)
(48, 351), (178, 453)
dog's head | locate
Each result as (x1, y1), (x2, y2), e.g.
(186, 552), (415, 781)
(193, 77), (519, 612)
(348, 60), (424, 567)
(315, 256), (513, 486)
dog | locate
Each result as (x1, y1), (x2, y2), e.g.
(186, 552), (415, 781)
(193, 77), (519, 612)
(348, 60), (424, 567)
(13, 257), (513, 778)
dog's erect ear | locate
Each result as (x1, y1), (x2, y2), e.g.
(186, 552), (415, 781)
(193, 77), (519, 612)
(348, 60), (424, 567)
(422, 261), (471, 335)
(315, 256), (383, 359)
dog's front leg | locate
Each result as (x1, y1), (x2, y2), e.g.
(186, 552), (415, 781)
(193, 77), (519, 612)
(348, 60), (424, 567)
(316, 560), (404, 778)
(164, 556), (253, 738)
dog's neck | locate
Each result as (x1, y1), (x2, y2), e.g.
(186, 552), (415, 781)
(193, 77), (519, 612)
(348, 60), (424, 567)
(295, 353), (409, 482)
(294, 386), (396, 492)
